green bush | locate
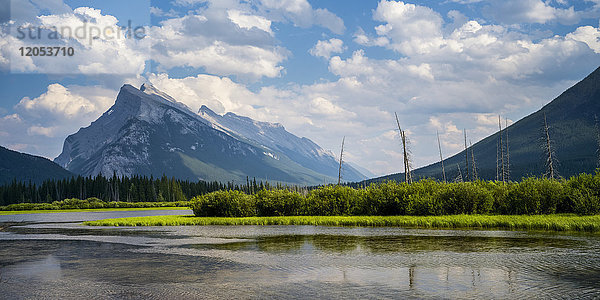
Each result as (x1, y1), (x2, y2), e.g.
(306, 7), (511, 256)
(570, 190), (600, 215)
(190, 190), (255, 217)
(505, 178), (566, 214)
(3, 202), (59, 211)
(403, 180), (440, 215)
(306, 185), (365, 216)
(404, 193), (438, 215)
(476, 181), (510, 213)
(566, 173), (600, 215)
(255, 189), (304, 216)
(0, 198), (190, 211)
(50, 198), (105, 209)
(436, 182), (494, 215)
(362, 181), (408, 215)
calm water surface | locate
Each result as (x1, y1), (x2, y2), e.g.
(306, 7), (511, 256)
(1, 211), (599, 299)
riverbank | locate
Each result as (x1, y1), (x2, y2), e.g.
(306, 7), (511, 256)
(0, 207), (190, 215)
(84, 214), (600, 232)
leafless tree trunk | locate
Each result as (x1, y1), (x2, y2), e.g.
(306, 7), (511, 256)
(505, 118), (510, 182)
(338, 136), (345, 185)
(395, 112), (412, 183)
(401, 131), (412, 184)
(464, 129), (469, 181)
(455, 164), (463, 182)
(499, 115), (505, 183)
(470, 141), (478, 181)
(437, 130), (446, 183)
(595, 115), (600, 168)
(543, 112), (557, 179)
(496, 131), (500, 181)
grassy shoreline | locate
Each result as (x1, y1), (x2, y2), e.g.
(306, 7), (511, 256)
(83, 214), (600, 232)
(0, 207), (191, 215)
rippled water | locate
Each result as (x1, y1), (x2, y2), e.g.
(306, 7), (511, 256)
(1, 211), (600, 299)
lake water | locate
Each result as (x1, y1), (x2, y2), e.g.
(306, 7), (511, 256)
(1, 211), (599, 299)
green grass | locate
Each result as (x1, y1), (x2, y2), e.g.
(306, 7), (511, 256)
(83, 214), (600, 232)
(0, 207), (191, 215)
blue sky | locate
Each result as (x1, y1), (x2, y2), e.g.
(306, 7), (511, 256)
(1, 0), (600, 176)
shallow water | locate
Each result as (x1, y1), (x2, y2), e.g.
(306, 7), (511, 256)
(1, 211), (599, 299)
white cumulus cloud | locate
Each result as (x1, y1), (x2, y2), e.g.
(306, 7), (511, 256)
(6, 6), (149, 75)
(259, 0), (345, 34)
(228, 9), (273, 34)
(17, 83), (106, 119)
(309, 38), (345, 59)
(0, 83), (116, 158)
(149, 8), (286, 80)
(483, 0), (580, 25)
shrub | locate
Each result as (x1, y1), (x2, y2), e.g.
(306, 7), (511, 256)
(473, 181), (509, 213)
(404, 193), (436, 215)
(505, 178), (565, 214)
(190, 190), (255, 217)
(84, 197), (106, 209)
(363, 181), (409, 215)
(306, 185), (365, 216)
(3, 202), (58, 211)
(403, 180), (441, 215)
(53, 198), (92, 209)
(436, 182), (494, 215)
(570, 189), (600, 215)
(566, 172), (600, 215)
(255, 189), (305, 216)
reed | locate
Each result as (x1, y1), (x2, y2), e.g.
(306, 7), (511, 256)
(84, 214), (600, 232)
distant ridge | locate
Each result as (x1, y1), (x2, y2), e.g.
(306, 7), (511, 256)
(0, 145), (73, 185)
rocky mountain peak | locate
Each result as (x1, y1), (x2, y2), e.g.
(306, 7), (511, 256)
(54, 83), (366, 184)
(140, 83), (178, 103)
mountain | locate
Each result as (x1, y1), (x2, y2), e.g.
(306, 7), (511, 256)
(197, 104), (365, 182)
(55, 84), (364, 185)
(0, 146), (73, 185)
(373, 66), (600, 183)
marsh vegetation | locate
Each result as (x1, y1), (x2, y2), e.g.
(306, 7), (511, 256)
(190, 172), (600, 217)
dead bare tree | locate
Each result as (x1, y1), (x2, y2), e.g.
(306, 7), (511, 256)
(596, 115), (600, 168)
(437, 130), (446, 182)
(505, 117), (510, 182)
(464, 129), (469, 181)
(543, 112), (557, 179)
(395, 112), (412, 183)
(338, 136), (345, 185)
(470, 140), (478, 181)
(455, 164), (463, 182)
(401, 130), (413, 184)
(498, 115), (505, 183)
(496, 130), (500, 181)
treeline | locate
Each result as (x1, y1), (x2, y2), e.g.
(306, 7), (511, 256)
(0, 174), (296, 206)
(191, 171), (600, 217)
